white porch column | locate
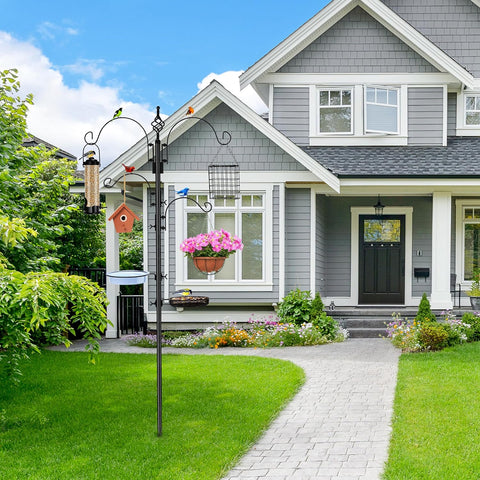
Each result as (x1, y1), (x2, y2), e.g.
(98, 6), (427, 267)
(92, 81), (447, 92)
(430, 191), (453, 310)
(105, 195), (120, 338)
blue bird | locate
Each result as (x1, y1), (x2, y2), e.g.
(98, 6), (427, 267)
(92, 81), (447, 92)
(176, 187), (189, 197)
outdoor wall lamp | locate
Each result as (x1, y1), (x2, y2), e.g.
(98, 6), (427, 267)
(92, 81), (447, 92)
(374, 195), (385, 216)
(82, 106), (235, 437)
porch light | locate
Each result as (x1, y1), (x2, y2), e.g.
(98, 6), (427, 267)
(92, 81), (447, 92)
(374, 195), (385, 216)
(84, 156), (101, 214)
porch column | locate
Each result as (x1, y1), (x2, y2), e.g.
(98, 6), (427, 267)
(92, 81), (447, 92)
(105, 194), (120, 338)
(430, 191), (453, 310)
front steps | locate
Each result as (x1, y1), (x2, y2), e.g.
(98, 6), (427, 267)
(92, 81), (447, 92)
(330, 308), (418, 338)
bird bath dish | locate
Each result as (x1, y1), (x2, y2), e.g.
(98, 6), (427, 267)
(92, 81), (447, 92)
(107, 270), (149, 285)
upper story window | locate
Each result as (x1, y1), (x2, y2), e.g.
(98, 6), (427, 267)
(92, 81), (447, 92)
(313, 85), (401, 139)
(465, 95), (480, 126)
(365, 87), (399, 134)
(318, 88), (352, 134)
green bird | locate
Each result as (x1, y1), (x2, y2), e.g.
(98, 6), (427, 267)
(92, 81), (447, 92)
(113, 107), (122, 118)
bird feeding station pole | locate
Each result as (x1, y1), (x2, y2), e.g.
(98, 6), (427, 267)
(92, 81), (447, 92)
(82, 106), (235, 437)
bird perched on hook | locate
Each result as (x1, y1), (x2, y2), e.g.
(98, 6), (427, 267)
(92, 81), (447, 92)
(122, 164), (135, 173)
(186, 106), (194, 115)
(176, 187), (189, 197)
(80, 150), (96, 159)
(113, 107), (122, 118)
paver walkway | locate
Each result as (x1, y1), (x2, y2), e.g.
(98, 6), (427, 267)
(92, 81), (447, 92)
(50, 338), (400, 479)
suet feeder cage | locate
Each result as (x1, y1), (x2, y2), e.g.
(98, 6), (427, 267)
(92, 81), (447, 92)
(208, 164), (240, 199)
(84, 157), (101, 214)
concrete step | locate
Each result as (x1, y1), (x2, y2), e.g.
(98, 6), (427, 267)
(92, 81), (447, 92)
(347, 327), (388, 339)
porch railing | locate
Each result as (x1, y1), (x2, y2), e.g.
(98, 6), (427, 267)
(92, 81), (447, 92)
(68, 267), (106, 288)
(117, 294), (145, 336)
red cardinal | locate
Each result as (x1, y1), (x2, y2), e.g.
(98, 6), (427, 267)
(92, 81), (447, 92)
(122, 164), (135, 173)
(186, 106), (194, 115)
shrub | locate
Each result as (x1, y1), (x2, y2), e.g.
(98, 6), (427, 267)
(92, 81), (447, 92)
(461, 312), (480, 341)
(311, 311), (339, 341)
(277, 289), (312, 325)
(418, 323), (450, 351)
(415, 293), (436, 323)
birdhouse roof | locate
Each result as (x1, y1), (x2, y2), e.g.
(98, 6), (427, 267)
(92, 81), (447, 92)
(108, 202), (140, 222)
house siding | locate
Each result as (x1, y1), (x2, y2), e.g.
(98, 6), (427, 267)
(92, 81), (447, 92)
(316, 194), (327, 297)
(285, 188), (311, 292)
(163, 103), (306, 172)
(408, 87), (444, 146)
(272, 87), (309, 146)
(447, 92), (457, 137)
(278, 6), (439, 74)
(383, 0), (480, 76)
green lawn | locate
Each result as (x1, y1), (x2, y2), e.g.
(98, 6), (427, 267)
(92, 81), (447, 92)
(384, 342), (480, 480)
(0, 350), (304, 480)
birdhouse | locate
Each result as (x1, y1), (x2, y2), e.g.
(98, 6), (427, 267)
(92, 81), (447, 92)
(108, 202), (140, 233)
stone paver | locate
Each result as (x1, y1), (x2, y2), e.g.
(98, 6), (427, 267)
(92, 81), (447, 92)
(50, 338), (400, 479)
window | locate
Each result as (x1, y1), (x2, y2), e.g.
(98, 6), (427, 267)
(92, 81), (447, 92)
(318, 88), (352, 134)
(465, 95), (480, 126)
(463, 207), (480, 280)
(365, 87), (399, 134)
(184, 193), (264, 282)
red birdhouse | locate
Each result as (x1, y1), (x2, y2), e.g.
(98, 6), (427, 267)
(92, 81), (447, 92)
(108, 203), (140, 233)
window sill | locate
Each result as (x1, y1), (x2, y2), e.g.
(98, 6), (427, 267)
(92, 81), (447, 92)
(310, 135), (407, 146)
(175, 282), (273, 292)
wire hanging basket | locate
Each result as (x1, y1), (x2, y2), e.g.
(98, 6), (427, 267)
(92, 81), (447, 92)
(208, 143), (240, 199)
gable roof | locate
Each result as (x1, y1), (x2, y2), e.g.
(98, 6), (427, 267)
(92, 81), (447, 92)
(101, 80), (340, 192)
(303, 137), (480, 178)
(240, 0), (476, 91)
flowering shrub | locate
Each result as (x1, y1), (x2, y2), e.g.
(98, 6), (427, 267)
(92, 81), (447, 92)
(179, 229), (243, 258)
(123, 315), (348, 350)
(124, 333), (158, 348)
(386, 311), (473, 352)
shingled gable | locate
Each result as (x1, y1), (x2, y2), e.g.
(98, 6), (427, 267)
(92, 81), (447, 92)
(99, 80), (340, 192)
(239, 0), (476, 98)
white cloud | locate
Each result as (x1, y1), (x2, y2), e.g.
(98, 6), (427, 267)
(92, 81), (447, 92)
(36, 21), (79, 40)
(197, 71), (267, 114)
(0, 32), (153, 167)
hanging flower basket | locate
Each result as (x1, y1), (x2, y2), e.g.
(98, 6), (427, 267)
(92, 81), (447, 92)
(193, 256), (226, 274)
(179, 229), (243, 275)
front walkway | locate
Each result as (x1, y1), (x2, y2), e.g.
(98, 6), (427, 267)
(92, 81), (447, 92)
(50, 338), (400, 480)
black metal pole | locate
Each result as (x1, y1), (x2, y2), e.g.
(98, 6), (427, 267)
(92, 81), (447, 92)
(154, 107), (163, 437)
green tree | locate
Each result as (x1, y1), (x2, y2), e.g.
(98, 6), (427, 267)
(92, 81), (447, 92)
(0, 69), (109, 382)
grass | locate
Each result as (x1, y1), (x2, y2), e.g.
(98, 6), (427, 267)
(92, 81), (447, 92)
(0, 350), (304, 480)
(383, 342), (480, 480)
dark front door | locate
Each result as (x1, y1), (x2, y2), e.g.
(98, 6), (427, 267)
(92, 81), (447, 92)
(359, 215), (405, 305)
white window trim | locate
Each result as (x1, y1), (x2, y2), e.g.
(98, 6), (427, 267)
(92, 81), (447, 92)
(174, 184), (273, 290)
(364, 85), (400, 135)
(456, 91), (480, 135)
(309, 85), (408, 146)
(317, 86), (353, 135)
(455, 199), (480, 285)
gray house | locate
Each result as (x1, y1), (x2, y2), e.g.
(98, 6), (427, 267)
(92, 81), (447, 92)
(100, 0), (480, 336)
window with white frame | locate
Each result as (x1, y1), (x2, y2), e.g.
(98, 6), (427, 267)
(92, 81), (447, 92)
(184, 193), (264, 282)
(465, 95), (480, 126)
(365, 86), (399, 134)
(318, 88), (352, 134)
(463, 206), (480, 281)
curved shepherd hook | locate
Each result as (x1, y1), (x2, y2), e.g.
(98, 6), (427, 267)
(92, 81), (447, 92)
(161, 116), (232, 164)
(82, 116), (151, 163)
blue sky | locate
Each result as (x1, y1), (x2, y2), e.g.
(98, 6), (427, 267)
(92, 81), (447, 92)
(0, 0), (329, 161)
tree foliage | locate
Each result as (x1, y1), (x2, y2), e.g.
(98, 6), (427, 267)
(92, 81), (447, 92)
(0, 69), (109, 382)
